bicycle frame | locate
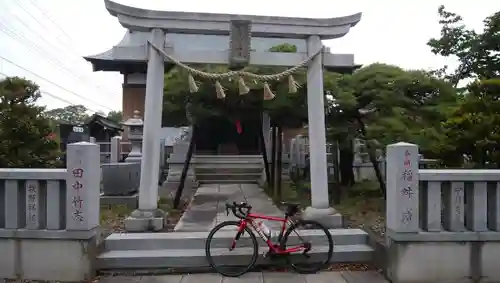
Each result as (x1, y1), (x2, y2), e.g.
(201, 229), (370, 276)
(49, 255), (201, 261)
(232, 212), (307, 255)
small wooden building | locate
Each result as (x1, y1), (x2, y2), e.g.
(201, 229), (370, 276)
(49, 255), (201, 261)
(86, 113), (123, 142)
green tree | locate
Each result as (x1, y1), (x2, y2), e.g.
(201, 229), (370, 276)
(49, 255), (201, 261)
(0, 77), (61, 168)
(326, 64), (457, 194)
(106, 110), (123, 122)
(43, 104), (89, 124)
(440, 79), (500, 167)
(427, 6), (500, 167)
(427, 6), (500, 86)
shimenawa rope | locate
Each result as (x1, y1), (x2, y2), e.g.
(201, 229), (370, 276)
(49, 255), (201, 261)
(148, 40), (323, 100)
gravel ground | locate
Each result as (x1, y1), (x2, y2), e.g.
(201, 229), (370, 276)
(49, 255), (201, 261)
(99, 197), (190, 236)
(335, 194), (386, 243)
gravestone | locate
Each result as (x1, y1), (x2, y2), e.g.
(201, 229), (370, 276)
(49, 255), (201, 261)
(162, 129), (198, 198)
(101, 162), (140, 196)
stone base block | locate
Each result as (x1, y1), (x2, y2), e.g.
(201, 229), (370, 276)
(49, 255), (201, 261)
(302, 206), (343, 228)
(386, 236), (500, 283)
(124, 209), (166, 232)
(100, 193), (138, 209)
(387, 241), (471, 283)
(482, 242), (500, 282)
(0, 233), (98, 282)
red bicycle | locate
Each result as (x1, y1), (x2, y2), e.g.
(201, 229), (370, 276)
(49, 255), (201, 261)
(205, 201), (333, 277)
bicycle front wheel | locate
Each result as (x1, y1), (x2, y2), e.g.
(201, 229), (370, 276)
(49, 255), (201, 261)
(280, 219), (334, 274)
(205, 220), (259, 277)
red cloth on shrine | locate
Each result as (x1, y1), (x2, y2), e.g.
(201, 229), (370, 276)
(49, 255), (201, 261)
(235, 120), (242, 134)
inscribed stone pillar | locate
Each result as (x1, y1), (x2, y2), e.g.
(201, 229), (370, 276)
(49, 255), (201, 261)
(65, 142), (100, 231)
(25, 180), (40, 229)
(385, 142), (420, 233)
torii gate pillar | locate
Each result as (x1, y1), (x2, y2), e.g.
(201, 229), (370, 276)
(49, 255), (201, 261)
(303, 35), (341, 226)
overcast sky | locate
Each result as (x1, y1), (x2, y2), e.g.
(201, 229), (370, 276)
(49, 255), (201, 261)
(0, 0), (498, 113)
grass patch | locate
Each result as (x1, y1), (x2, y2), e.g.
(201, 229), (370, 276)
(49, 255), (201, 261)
(98, 196), (191, 235)
(335, 181), (385, 238)
(265, 179), (385, 238)
(263, 181), (311, 212)
(100, 204), (134, 236)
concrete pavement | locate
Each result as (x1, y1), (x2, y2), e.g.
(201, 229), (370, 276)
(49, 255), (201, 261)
(98, 271), (388, 283)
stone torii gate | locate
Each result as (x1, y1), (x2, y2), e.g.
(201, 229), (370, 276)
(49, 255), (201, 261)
(85, 0), (361, 231)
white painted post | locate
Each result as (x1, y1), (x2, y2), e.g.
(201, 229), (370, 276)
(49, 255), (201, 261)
(305, 35), (330, 209)
(65, 142), (100, 231)
(110, 136), (121, 163)
(386, 142), (420, 233)
(137, 28), (165, 211)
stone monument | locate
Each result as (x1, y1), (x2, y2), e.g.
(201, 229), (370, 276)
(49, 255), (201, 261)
(123, 110), (143, 163)
(161, 127), (198, 198)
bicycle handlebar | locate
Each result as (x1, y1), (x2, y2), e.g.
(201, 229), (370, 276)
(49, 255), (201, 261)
(225, 201), (252, 219)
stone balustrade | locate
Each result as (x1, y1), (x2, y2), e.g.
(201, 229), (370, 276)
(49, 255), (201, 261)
(386, 142), (500, 283)
(0, 142), (100, 282)
(419, 169), (500, 233)
(0, 168), (67, 231)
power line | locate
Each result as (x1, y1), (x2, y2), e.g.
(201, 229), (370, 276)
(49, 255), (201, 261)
(13, 0), (116, 94)
(41, 90), (101, 113)
(0, 16), (84, 88)
(0, 19), (115, 107)
(0, 1), (118, 97)
(24, 0), (75, 48)
(0, 55), (113, 111)
(0, 17), (114, 111)
(0, 70), (101, 113)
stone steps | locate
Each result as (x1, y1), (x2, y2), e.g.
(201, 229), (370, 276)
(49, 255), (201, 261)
(98, 245), (373, 270)
(197, 173), (262, 183)
(193, 155), (264, 163)
(192, 155), (264, 184)
(103, 229), (368, 250)
(200, 179), (259, 184)
(195, 166), (263, 174)
(97, 229), (374, 271)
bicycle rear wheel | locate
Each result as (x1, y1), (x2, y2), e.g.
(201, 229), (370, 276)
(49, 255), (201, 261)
(205, 220), (258, 277)
(280, 219), (333, 274)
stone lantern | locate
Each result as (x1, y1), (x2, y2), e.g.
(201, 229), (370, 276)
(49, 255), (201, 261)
(122, 110), (143, 163)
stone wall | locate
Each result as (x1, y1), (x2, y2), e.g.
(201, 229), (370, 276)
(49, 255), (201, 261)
(0, 142), (101, 282)
(385, 142), (500, 283)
